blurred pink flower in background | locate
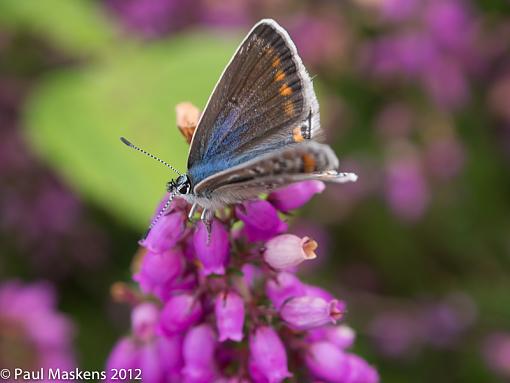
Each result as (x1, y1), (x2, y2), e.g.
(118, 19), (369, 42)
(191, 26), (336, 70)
(0, 76), (108, 278)
(369, 293), (477, 359)
(361, 0), (482, 110)
(288, 13), (350, 71)
(0, 280), (76, 380)
(483, 332), (510, 379)
(384, 148), (429, 222)
(105, 0), (199, 38)
(424, 136), (465, 181)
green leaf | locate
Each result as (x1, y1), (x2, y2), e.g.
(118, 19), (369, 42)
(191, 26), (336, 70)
(0, 0), (118, 56)
(24, 33), (238, 230)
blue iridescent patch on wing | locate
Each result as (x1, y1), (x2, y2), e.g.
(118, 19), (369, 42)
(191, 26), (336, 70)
(188, 143), (287, 186)
(188, 94), (298, 186)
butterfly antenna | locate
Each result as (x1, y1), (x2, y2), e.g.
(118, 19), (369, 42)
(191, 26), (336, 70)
(143, 192), (176, 239)
(120, 137), (182, 176)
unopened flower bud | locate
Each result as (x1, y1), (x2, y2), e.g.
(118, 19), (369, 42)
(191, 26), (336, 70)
(280, 296), (343, 330)
(264, 234), (317, 270)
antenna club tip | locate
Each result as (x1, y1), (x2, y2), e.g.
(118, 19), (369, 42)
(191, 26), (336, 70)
(120, 136), (132, 146)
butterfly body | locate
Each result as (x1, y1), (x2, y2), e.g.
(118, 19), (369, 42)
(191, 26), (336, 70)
(122, 19), (357, 233)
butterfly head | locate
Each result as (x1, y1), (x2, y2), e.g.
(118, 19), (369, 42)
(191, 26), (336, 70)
(167, 174), (191, 195)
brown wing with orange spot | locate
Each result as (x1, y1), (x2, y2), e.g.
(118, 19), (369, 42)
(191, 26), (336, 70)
(187, 19), (321, 177)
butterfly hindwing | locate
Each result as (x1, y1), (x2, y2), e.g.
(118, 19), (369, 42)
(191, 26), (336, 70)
(187, 19), (321, 187)
(192, 142), (345, 206)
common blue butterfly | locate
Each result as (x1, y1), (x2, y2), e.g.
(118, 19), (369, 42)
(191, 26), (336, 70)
(121, 19), (357, 234)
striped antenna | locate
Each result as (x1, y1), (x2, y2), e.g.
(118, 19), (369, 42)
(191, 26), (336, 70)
(120, 137), (182, 176)
(143, 192), (176, 238)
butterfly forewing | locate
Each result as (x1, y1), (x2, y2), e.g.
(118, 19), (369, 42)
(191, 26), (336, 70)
(187, 19), (321, 187)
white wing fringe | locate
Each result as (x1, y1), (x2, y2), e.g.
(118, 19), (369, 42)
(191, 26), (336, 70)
(316, 170), (358, 183)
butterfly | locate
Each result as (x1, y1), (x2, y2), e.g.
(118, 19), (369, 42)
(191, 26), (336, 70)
(121, 19), (357, 234)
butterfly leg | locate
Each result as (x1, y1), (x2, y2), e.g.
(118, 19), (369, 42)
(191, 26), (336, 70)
(188, 202), (199, 221)
(201, 208), (213, 241)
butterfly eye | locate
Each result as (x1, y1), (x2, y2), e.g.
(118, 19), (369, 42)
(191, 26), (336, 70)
(178, 184), (190, 194)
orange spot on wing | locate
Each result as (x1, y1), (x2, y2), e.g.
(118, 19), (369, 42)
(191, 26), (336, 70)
(302, 154), (316, 173)
(275, 69), (285, 82)
(279, 84), (293, 96)
(272, 56), (281, 68)
(293, 127), (304, 142)
(285, 101), (295, 117)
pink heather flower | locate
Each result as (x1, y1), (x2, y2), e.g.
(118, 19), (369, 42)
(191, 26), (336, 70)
(215, 377), (250, 383)
(106, 337), (139, 377)
(160, 293), (202, 336)
(305, 342), (350, 382)
(193, 219), (230, 275)
(304, 283), (337, 302)
(308, 325), (356, 350)
(107, 123), (374, 380)
(266, 272), (307, 310)
(0, 281), (75, 377)
(107, 333), (184, 383)
(131, 302), (160, 341)
(304, 284), (347, 314)
(342, 353), (380, 383)
(182, 324), (217, 383)
(424, 137), (465, 181)
(264, 234), (318, 270)
(483, 332), (510, 378)
(385, 155), (429, 222)
(379, 0), (419, 21)
(133, 249), (184, 300)
(306, 342), (379, 383)
(236, 200), (287, 242)
(106, 0), (199, 39)
(369, 310), (419, 357)
(215, 291), (245, 342)
(249, 327), (292, 383)
(139, 209), (186, 253)
(268, 180), (325, 213)
(280, 296), (343, 331)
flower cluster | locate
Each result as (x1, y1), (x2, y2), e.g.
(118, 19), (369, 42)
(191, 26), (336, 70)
(0, 76), (108, 278)
(107, 181), (378, 382)
(368, 293), (477, 359)
(0, 280), (76, 380)
(361, 0), (482, 110)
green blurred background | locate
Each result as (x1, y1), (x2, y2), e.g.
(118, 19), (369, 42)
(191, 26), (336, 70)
(1, 0), (510, 381)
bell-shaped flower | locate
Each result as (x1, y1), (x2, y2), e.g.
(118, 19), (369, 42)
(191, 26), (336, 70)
(236, 200), (287, 242)
(133, 249), (184, 301)
(280, 296), (343, 330)
(131, 302), (160, 341)
(160, 293), (202, 336)
(139, 209), (187, 253)
(106, 337), (140, 381)
(193, 219), (230, 276)
(268, 180), (325, 213)
(266, 272), (306, 310)
(215, 291), (245, 342)
(342, 353), (380, 383)
(182, 324), (217, 383)
(264, 234), (318, 270)
(307, 324), (356, 350)
(249, 326), (291, 383)
(305, 341), (350, 383)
